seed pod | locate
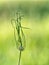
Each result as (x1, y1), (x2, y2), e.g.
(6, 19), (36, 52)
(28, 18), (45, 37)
(19, 46), (24, 51)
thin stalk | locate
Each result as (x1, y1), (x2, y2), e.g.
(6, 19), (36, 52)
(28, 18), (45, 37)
(18, 50), (22, 65)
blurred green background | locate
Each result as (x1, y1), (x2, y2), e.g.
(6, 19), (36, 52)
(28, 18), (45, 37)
(0, 0), (49, 65)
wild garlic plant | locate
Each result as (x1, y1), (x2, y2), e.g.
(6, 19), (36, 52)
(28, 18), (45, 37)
(11, 11), (29, 65)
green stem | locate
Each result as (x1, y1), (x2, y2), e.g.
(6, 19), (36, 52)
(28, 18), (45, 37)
(18, 50), (22, 65)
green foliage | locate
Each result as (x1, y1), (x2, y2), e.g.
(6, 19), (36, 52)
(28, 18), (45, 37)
(0, 1), (49, 65)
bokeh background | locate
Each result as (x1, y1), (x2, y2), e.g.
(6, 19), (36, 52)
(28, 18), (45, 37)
(0, 0), (49, 65)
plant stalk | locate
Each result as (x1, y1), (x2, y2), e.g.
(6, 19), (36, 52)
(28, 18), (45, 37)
(18, 50), (22, 65)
